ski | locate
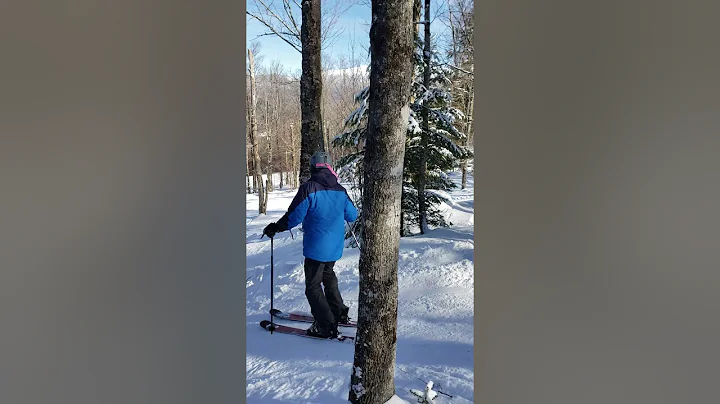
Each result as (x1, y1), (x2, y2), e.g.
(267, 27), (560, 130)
(269, 308), (357, 328)
(259, 320), (354, 343)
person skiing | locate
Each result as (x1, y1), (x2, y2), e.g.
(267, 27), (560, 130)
(263, 151), (358, 338)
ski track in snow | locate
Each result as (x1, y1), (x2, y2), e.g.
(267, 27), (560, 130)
(246, 170), (475, 403)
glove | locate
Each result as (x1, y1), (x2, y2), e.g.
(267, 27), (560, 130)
(263, 222), (280, 238)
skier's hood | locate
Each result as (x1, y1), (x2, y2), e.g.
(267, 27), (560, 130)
(309, 165), (339, 187)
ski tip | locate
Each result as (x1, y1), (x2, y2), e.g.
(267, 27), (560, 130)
(259, 320), (272, 329)
(269, 308), (282, 316)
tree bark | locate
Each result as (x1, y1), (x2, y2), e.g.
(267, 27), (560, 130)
(299, 0), (325, 184)
(417, 0), (431, 234)
(348, 0), (415, 402)
(248, 48), (266, 214)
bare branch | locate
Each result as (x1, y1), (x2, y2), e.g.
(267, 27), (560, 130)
(442, 62), (473, 76)
(283, 0), (301, 34)
(246, 11), (302, 52)
(247, 0), (353, 51)
(255, 0), (302, 41)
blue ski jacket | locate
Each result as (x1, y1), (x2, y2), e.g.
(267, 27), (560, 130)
(276, 167), (358, 262)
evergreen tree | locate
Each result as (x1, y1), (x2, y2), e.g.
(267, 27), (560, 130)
(333, 38), (472, 237)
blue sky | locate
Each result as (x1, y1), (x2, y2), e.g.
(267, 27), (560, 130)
(246, 1), (451, 73)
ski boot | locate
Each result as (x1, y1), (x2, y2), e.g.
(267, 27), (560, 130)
(338, 306), (350, 324)
(306, 320), (338, 339)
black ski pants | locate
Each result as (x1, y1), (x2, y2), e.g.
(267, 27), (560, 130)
(304, 257), (347, 331)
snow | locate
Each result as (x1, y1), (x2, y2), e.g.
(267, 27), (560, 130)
(325, 65), (369, 79)
(246, 171), (475, 403)
(385, 395), (412, 404)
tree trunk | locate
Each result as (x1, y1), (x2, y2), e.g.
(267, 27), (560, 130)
(462, 77), (474, 189)
(400, 192), (405, 237)
(280, 150), (285, 189)
(291, 125), (299, 188)
(348, 0), (415, 402)
(417, 0), (431, 235)
(265, 178), (270, 208)
(275, 82), (281, 189)
(246, 94), (252, 194)
(266, 98), (274, 192)
(324, 120), (332, 165)
(246, 145), (251, 194)
(450, 8), (469, 190)
(413, 0), (422, 37)
(460, 154), (468, 189)
(299, 0), (325, 184)
(248, 48), (266, 214)
(265, 98), (277, 192)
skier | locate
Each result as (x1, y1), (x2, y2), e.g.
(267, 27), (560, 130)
(263, 151), (358, 338)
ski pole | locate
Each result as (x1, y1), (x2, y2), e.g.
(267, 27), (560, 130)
(347, 221), (362, 253)
(260, 230), (276, 334)
(270, 235), (275, 334)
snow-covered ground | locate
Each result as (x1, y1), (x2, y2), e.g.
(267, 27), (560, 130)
(246, 170), (474, 403)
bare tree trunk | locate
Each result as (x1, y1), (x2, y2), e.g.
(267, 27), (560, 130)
(325, 120), (333, 165)
(280, 143), (285, 189)
(274, 80), (281, 189)
(348, 0), (415, 402)
(290, 124), (299, 188)
(249, 155), (255, 194)
(449, 8), (469, 190)
(400, 193), (405, 237)
(299, 0), (325, 184)
(248, 48), (267, 214)
(246, 94), (252, 194)
(416, 0), (431, 235)
(266, 98), (274, 192)
(413, 0), (422, 37)
(246, 145), (251, 194)
(264, 178), (270, 207)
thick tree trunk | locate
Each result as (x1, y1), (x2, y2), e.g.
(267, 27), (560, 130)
(348, 0), (415, 402)
(248, 48), (266, 214)
(299, 0), (325, 184)
(417, 0), (431, 234)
